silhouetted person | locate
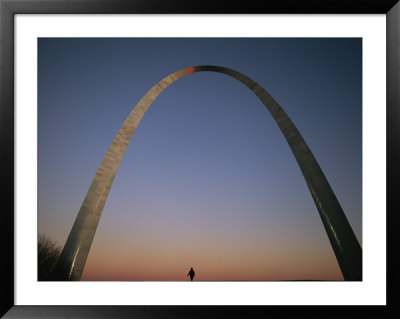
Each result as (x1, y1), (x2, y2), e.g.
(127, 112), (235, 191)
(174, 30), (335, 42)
(187, 267), (195, 281)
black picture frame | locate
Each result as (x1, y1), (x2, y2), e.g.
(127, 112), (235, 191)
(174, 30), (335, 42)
(1, 0), (399, 318)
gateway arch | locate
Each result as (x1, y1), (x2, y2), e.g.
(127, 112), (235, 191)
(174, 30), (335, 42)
(53, 65), (362, 281)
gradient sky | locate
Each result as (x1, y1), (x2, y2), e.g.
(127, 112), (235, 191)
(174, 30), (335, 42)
(38, 38), (362, 281)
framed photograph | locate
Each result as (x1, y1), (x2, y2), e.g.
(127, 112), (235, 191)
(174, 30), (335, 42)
(1, 0), (399, 317)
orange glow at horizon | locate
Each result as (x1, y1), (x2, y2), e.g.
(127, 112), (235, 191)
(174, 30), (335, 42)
(79, 220), (344, 281)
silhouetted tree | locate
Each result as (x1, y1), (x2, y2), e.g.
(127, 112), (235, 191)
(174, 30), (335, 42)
(38, 233), (61, 281)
